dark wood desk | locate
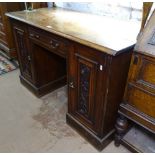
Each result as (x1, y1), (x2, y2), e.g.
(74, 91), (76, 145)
(6, 8), (140, 150)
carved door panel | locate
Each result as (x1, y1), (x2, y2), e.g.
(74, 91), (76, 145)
(75, 54), (97, 124)
(13, 25), (34, 82)
(68, 45), (107, 134)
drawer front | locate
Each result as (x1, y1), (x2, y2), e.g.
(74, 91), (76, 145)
(125, 83), (155, 118)
(0, 31), (7, 45)
(0, 23), (5, 33)
(128, 53), (155, 93)
(28, 27), (68, 57)
(138, 58), (155, 89)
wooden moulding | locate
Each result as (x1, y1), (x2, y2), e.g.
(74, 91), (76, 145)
(119, 104), (155, 134)
(66, 113), (115, 151)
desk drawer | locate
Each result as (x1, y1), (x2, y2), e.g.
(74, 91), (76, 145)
(0, 31), (7, 45)
(28, 27), (68, 56)
(125, 83), (155, 119)
(128, 53), (155, 93)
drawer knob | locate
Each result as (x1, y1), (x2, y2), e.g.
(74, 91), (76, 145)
(35, 35), (40, 39)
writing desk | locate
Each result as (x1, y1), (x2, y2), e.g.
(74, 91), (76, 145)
(6, 8), (140, 150)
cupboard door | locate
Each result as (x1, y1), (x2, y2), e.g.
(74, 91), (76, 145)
(68, 44), (106, 134)
(13, 25), (33, 82)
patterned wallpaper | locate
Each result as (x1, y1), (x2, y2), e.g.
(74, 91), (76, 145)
(47, 2), (142, 21)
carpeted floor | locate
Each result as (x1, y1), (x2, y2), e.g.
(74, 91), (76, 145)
(0, 53), (18, 75)
(0, 69), (130, 153)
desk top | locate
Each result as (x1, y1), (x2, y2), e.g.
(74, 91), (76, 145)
(6, 7), (140, 55)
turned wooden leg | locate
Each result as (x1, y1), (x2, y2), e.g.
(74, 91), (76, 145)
(114, 115), (128, 147)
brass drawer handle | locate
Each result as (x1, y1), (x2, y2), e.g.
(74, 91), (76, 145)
(50, 40), (60, 49)
(27, 55), (31, 61)
(69, 82), (75, 89)
(30, 33), (34, 37)
(30, 33), (40, 39)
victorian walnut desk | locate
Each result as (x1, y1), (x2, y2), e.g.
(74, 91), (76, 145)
(6, 8), (140, 150)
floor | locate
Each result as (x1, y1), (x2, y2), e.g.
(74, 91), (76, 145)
(0, 69), (130, 153)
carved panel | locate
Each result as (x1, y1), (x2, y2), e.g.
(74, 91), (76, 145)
(78, 63), (90, 116)
(75, 54), (98, 126)
(14, 27), (32, 80)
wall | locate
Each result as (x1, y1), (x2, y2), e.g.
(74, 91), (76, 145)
(48, 2), (142, 21)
